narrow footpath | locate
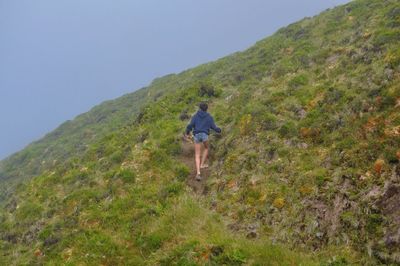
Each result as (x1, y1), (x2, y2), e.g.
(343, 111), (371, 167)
(179, 136), (210, 195)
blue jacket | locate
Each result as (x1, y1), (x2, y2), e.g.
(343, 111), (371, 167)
(186, 110), (221, 135)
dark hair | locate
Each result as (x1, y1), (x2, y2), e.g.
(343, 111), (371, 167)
(199, 102), (208, 111)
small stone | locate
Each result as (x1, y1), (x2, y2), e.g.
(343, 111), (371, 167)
(284, 139), (293, 146)
(225, 95), (233, 101)
(365, 186), (381, 199)
(298, 143), (308, 149)
(360, 171), (372, 181)
(384, 68), (394, 80)
(297, 109), (307, 119)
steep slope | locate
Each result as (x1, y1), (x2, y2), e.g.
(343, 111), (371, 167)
(1, 0), (400, 264)
(0, 74), (177, 184)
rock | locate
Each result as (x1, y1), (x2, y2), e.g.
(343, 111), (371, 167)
(384, 68), (394, 80)
(364, 186), (382, 200)
(396, 98), (400, 108)
(360, 171), (372, 181)
(284, 139), (294, 147)
(377, 183), (400, 251)
(248, 223), (259, 231)
(385, 230), (400, 248)
(391, 165), (400, 183)
(298, 142), (308, 149)
(326, 54), (340, 65)
(297, 108), (307, 119)
(379, 183), (400, 207)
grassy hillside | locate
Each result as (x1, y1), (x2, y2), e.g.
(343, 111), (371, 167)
(1, 0), (400, 264)
(0, 74), (179, 185)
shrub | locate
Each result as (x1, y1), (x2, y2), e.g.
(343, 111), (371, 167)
(117, 169), (136, 183)
(175, 164), (190, 182)
(197, 82), (221, 98)
(165, 182), (183, 196)
(147, 148), (170, 170)
(260, 113), (278, 131)
(110, 150), (124, 164)
(323, 87), (343, 104)
(366, 213), (383, 234)
(289, 74), (309, 89)
(159, 136), (181, 156)
(211, 248), (247, 265)
(386, 7), (400, 27)
(373, 29), (400, 47)
(136, 233), (165, 253)
(279, 121), (297, 138)
(384, 47), (400, 68)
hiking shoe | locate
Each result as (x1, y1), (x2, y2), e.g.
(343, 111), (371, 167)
(195, 174), (202, 181)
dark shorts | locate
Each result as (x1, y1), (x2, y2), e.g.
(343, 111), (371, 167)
(193, 132), (208, 143)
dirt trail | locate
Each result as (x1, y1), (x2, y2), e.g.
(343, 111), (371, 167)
(180, 137), (210, 195)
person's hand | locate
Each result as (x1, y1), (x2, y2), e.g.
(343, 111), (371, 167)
(183, 132), (191, 142)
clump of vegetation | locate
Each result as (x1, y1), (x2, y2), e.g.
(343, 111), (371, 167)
(239, 114), (253, 136)
(288, 74), (309, 89)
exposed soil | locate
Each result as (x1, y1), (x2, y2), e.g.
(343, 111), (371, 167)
(180, 136), (210, 195)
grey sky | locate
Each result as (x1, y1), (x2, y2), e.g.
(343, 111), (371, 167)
(0, 0), (350, 160)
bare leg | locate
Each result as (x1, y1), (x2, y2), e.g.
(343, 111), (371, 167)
(200, 141), (209, 168)
(195, 143), (201, 175)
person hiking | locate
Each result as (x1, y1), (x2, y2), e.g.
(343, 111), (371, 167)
(186, 102), (221, 181)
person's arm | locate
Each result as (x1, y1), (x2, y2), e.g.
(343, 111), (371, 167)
(186, 116), (195, 135)
(210, 117), (221, 133)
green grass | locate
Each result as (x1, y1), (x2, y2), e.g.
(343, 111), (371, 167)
(142, 195), (319, 266)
